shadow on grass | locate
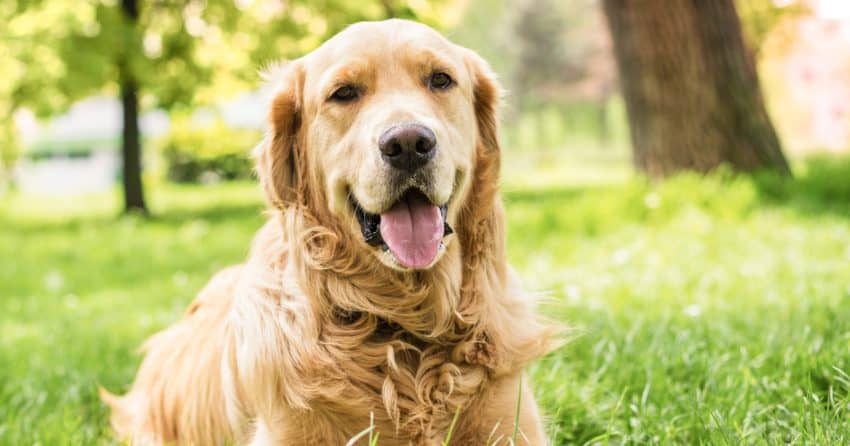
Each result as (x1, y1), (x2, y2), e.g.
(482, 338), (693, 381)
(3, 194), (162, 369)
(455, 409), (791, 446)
(503, 185), (585, 203)
(753, 156), (850, 218)
(508, 155), (850, 222)
(150, 202), (265, 225)
(5, 155), (849, 236)
(2, 202), (265, 235)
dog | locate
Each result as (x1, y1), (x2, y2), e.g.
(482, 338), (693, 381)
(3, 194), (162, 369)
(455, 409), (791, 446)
(101, 19), (556, 445)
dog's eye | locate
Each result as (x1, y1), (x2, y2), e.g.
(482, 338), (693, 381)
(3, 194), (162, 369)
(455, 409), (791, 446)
(329, 85), (359, 103)
(428, 72), (454, 90)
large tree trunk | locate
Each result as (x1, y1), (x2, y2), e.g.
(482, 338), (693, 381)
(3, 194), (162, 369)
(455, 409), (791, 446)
(120, 0), (146, 214)
(602, 0), (790, 177)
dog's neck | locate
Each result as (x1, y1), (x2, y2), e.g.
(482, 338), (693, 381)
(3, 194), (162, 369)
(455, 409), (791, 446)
(309, 250), (499, 442)
(238, 206), (552, 443)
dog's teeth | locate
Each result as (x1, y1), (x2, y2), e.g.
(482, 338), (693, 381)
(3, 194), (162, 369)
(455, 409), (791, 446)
(353, 199), (385, 246)
(363, 217), (384, 246)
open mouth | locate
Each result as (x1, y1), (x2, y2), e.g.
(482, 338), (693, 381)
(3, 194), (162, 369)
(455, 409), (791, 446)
(353, 188), (453, 269)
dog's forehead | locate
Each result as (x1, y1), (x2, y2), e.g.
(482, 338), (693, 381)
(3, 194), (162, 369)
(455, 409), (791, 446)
(304, 19), (457, 72)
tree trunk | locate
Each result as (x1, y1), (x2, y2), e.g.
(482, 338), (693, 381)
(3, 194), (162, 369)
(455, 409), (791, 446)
(120, 75), (146, 214)
(601, 0), (790, 177)
(119, 0), (146, 213)
(380, 0), (397, 17)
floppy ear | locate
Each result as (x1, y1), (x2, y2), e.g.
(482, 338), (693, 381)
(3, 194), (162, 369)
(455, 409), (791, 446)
(453, 49), (515, 370)
(461, 49), (503, 226)
(458, 49), (503, 226)
(465, 50), (502, 155)
(254, 61), (305, 208)
(456, 51), (554, 375)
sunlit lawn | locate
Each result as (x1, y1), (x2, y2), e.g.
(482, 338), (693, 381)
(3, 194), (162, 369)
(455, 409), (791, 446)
(1, 155), (850, 445)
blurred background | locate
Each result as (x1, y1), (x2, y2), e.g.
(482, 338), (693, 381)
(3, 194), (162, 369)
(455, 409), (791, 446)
(1, 0), (850, 444)
(4, 0), (849, 202)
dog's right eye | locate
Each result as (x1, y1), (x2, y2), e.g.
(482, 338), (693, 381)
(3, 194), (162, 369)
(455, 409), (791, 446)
(329, 85), (360, 103)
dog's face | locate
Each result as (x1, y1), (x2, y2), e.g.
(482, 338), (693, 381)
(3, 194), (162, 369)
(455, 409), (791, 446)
(257, 20), (499, 271)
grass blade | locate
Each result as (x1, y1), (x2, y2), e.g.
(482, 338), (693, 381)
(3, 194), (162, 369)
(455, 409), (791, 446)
(348, 412), (378, 446)
(512, 378), (523, 445)
(345, 425), (374, 446)
(442, 405), (462, 446)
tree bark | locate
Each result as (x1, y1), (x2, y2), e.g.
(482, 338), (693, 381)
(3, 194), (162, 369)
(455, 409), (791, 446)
(120, 74), (146, 214)
(602, 0), (790, 177)
(119, 0), (146, 213)
(380, 0), (397, 18)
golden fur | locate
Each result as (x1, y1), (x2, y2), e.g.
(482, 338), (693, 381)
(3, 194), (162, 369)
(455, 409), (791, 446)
(102, 19), (556, 445)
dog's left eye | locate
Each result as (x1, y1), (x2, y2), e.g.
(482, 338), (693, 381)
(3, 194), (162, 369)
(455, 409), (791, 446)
(428, 72), (454, 90)
(329, 85), (360, 103)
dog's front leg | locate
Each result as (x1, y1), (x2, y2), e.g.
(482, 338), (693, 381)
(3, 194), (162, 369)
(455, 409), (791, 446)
(244, 412), (354, 446)
(454, 373), (548, 446)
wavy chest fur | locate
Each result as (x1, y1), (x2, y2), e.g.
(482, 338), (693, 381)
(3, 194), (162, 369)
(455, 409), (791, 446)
(234, 293), (499, 445)
(262, 255), (499, 441)
(229, 217), (549, 445)
(310, 315), (495, 444)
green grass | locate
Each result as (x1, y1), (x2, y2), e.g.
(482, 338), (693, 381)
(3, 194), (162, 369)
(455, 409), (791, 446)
(1, 156), (850, 445)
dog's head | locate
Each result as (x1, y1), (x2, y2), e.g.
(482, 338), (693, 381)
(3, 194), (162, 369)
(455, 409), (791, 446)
(255, 19), (501, 272)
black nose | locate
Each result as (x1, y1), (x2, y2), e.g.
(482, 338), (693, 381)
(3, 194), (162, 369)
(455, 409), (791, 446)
(378, 124), (437, 172)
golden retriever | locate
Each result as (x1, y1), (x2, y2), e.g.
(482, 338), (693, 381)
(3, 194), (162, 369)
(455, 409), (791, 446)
(101, 19), (556, 445)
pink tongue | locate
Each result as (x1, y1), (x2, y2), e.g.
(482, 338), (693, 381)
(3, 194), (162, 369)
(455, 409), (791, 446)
(379, 193), (444, 269)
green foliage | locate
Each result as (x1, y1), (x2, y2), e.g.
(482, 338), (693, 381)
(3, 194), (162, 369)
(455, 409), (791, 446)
(3, 0), (453, 117)
(452, 0), (619, 152)
(0, 119), (21, 182)
(1, 0), (450, 183)
(754, 156), (850, 213)
(796, 156), (850, 201)
(502, 99), (629, 152)
(158, 118), (259, 183)
(443, 0), (512, 78)
(1, 156), (849, 444)
(508, 0), (575, 101)
(737, 0), (807, 54)
(451, 0), (608, 98)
